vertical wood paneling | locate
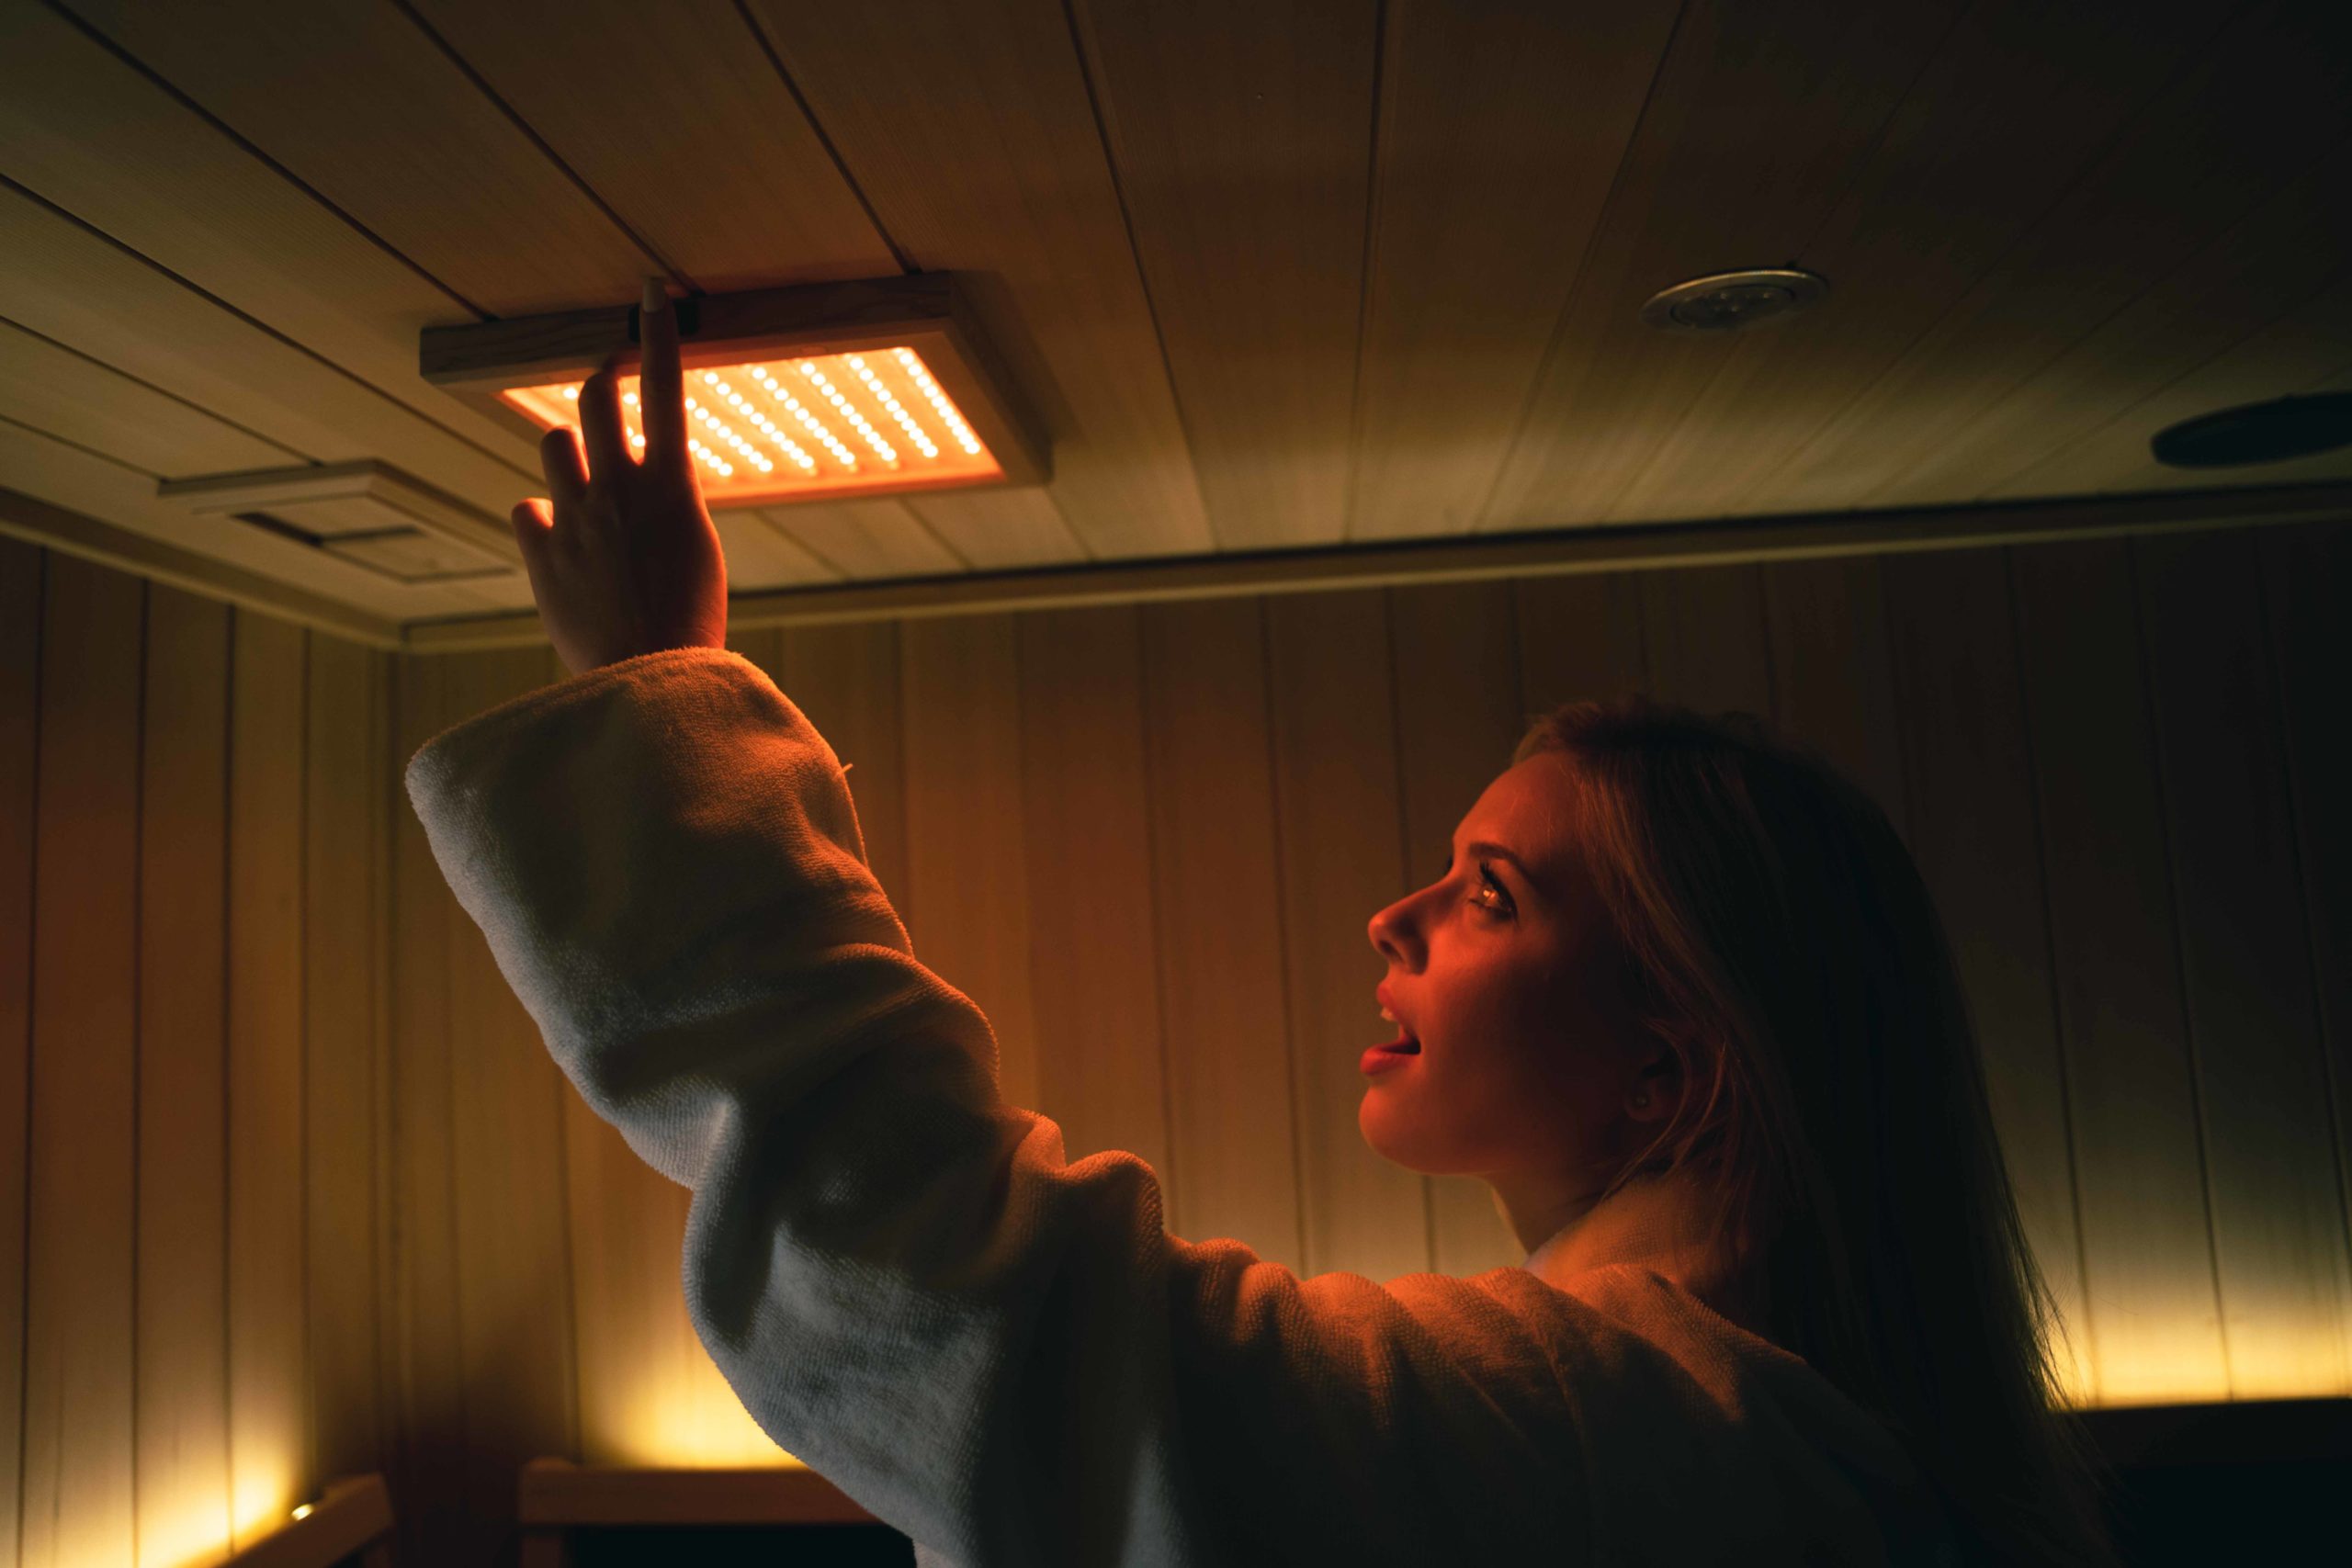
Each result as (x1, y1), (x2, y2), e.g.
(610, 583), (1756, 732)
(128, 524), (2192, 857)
(0, 537), (41, 1568)
(305, 636), (385, 1476)
(2259, 521), (2352, 1352)
(1512, 572), (1649, 717)
(1017, 607), (1171, 1174)
(1881, 549), (2093, 1405)
(384, 653), (471, 1567)
(19, 555), (141, 1568)
(1388, 580), (1533, 1277)
(1760, 557), (1909, 838)
(1138, 598), (1303, 1268)
(440, 648), (576, 1560)
(2011, 539), (2227, 1404)
(899, 617), (1040, 1111)
(225, 611), (309, 1546)
(1265, 589), (1431, 1281)
(2137, 531), (2352, 1397)
(134, 585), (232, 1567)
(1638, 564), (1775, 717)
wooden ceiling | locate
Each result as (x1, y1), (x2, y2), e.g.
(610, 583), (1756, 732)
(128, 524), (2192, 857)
(2, 0), (2348, 636)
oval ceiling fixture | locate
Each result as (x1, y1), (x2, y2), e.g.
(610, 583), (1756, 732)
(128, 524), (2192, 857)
(2150, 391), (2352, 468)
(1641, 267), (1828, 332)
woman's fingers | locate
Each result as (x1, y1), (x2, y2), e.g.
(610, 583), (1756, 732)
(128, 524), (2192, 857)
(638, 276), (686, 469)
(539, 426), (590, 512)
(578, 358), (629, 480)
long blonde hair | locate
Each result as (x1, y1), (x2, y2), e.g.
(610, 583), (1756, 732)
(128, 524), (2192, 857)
(1515, 695), (2120, 1567)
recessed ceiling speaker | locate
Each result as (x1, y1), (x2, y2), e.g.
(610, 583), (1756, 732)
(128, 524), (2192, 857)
(2150, 391), (2352, 468)
(1640, 267), (1828, 332)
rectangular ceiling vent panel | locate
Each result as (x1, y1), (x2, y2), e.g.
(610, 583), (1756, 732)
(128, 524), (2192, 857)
(160, 460), (519, 585)
(419, 274), (1048, 510)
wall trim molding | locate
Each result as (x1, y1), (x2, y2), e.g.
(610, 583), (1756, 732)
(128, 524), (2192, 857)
(402, 479), (2350, 653)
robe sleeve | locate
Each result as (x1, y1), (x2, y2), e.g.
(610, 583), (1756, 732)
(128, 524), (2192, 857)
(403, 646), (1855, 1567)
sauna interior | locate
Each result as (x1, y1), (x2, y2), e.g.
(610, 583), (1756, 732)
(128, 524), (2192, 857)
(3, 2), (2349, 1564)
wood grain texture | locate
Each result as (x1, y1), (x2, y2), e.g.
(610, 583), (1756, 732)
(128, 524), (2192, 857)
(1770, 1), (2352, 514)
(1760, 557), (1907, 837)
(2137, 529), (2352, 1396)
(0, 181), (534, 529)
(1513, 572), (1650, 716)
(0, 0), (542, 464)
(383, 653), (473, 1567)
(1070, 0), (1375, 551)
(58, 0), (657, 313)
(2258, 520), (2352, 1382)
(899, 615), (1041, 1111)
(1881, 548), (2094, 1404)
(758, 499), (966, 584)
(1389, 579), (1534, 1277)
(18, 555), (141, 1568)
(742, 0), (1207, 565)
(1968, 133), (2352, 502)
(0, 317), (299, 477)
(1348, 0), (1681, 542)
(2010, 538), (2227, 1404)
(1264, 587), (1431, 1281)
(134, 584), (234, 1568)
(1138, 597), (1304, 1266)
(403, 0), (895, 293)
(225, 611), (310, 1546)
(1017, 606), (1173, 1175)
(0, 536), (40, 1568)
(304, 635), (387, 1478)
(439, 647), (578, 1559)
(1636, 563), (1774, 718)
(1478, 0), (1969, 532)
(776, 619), (911, 922)
(1604, 0), (2237, 524)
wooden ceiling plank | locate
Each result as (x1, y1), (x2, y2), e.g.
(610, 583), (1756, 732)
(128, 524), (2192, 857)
(0, 2), (541, 469)
(0, 183), (535, 525)
(1475, 0), (1971, 534)
(1348, 0), (1681, 543)
(1991, 294), (2352, 499)
(0, 319), (299, 478)
(1069, 1), (1376, 553)
(1601, 0), (2244, 525)
(0, 422), (505, 625)
(710, 511), (842, 593)
(402, 0), (897, 294)
(758, 500), (966, 582)
(56, 0), (660, 314)
(1883, 144), (2352, 505)
(741, 0), (1211, 564)
(1754, 1), (2352, 515)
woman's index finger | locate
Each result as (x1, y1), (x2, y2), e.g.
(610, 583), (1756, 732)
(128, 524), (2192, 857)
(638, 276), (686, 467)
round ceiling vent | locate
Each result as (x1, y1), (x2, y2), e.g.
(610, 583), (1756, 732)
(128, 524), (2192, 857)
(1641, 267), (1828, 332)
(2151, 391), (2352, 468)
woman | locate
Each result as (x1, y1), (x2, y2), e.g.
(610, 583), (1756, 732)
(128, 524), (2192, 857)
(408, 279), (2119, 1565)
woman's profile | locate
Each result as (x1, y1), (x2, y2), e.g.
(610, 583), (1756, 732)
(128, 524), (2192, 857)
(405, 277), (2120, 1565)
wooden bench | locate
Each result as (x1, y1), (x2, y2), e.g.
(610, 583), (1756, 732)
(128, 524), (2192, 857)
(220, 1474), (395, 1568)
(518, 1458), (883, 1567)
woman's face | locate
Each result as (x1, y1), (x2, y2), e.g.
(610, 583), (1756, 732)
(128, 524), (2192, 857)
(1362, 753), (1658, 1181)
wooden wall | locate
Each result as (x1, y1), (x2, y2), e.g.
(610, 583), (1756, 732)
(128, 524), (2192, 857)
(4, 517), (2349, 1566)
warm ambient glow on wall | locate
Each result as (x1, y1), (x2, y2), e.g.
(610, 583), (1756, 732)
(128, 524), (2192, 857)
(421, 274), (1046, 509)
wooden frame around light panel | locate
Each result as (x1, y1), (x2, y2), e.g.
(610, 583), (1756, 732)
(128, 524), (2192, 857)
(418, 274), (1050, 503)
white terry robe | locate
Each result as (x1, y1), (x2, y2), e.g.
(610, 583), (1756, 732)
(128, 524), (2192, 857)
(405, 645), (1965, 1568)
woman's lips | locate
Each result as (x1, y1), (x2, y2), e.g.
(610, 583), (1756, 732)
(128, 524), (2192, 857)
(1361, 1031), (1420, 1076)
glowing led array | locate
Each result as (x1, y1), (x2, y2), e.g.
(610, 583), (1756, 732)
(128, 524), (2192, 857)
(896, 348), (983, 455)
(501, 344), (1001, 504)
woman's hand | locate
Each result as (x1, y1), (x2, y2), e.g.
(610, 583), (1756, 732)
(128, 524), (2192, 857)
(511, 276), (729, 677)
